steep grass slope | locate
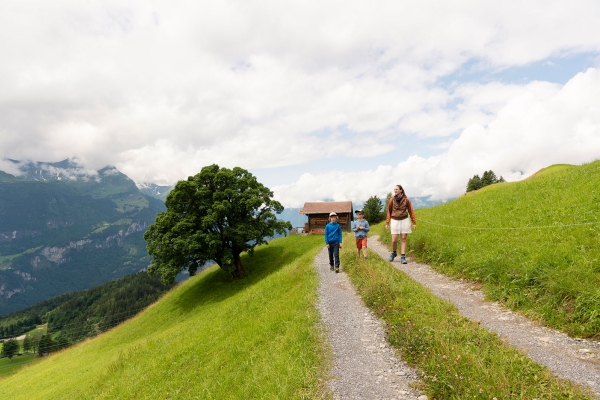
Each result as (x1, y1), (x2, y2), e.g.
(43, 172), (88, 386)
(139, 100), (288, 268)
(406, 160), (600, 337)
(0, 235), (328, 400)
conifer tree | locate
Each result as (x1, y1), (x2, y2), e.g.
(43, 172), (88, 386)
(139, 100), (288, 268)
(22, 334), (32, 353)
(466, 175), (482, 192)
(38, 334), (55, 356)
(466, 170), (505, 192)
(363, 195), (384, 224)
(481, 170), (498, 187)
(1, 338), (19, 360)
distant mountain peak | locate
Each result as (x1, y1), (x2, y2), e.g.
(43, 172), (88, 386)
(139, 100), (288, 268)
(1, 158), (116, 183)
(136, 181), (173, 201)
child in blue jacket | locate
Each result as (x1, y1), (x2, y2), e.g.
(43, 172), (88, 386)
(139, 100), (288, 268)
(324, 212), (343, 272)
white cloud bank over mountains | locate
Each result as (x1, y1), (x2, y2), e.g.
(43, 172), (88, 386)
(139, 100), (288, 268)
(0, 1), (599, 207)
(274, 69), (600, 206)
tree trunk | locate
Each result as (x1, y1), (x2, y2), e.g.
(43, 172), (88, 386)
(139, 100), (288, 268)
(231, 254), (245, 279)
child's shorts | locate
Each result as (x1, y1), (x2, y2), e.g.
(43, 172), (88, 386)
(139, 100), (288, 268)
(390, 218), (412, 235)
(355, 237), (368, 249)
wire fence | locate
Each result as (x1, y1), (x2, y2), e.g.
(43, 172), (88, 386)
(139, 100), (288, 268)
(419, 219), (600, 231)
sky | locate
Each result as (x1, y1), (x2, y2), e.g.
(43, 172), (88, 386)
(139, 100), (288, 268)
(1, 1), (600, 208)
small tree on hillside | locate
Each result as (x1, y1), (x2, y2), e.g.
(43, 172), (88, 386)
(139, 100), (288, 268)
(363, 196), (384, 224)
(1, 338), (19, 360)
(144, 164), (292, 283)
(22, 334), (32, 353)
(466, 170), (505, 192)
(466, 175), (482, 192)
(38, 334), (55, 356)
(481, 170), (498, 187)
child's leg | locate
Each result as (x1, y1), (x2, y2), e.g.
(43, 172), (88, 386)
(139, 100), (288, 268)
(328, 245), (334, 266)
(333, 243), (340, 266)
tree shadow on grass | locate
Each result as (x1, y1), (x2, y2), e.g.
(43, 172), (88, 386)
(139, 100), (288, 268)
(171, 236), (321, 314)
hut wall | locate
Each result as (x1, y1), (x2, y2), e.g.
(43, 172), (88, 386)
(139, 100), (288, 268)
(309, 213), (352, 233)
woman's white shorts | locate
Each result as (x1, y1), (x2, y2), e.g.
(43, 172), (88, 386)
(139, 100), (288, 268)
(390, 218), (412, 235)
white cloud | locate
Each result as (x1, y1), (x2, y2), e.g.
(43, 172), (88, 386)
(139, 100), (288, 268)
(0, 159), (23, 177)
(1, 1), (600, 201)
(275, 68), (600, 207)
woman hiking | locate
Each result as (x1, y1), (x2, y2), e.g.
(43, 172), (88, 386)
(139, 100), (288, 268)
(385, 185), (416, 264)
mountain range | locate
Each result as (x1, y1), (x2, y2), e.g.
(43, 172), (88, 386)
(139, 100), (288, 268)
(0, 159), (447, 316)
(0, 159), (166, 315)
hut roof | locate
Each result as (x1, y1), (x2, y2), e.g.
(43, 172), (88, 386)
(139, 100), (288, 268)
(300, 201), (353, 215)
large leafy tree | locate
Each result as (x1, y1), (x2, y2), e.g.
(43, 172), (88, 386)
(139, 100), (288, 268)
(144, 165), (292, 282)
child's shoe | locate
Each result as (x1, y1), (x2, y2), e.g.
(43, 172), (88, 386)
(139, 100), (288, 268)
(330, 264), (334, 271)
(335, 265), (340, 273)
(389, 251), (397, 261)
(401, 255), (407, 264)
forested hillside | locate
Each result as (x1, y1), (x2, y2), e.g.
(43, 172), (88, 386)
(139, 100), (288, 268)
(0, 272), (173, 347)
(0, 159), (166, 315)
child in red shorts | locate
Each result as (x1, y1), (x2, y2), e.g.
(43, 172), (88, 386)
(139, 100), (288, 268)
(351, 209), (370, 260)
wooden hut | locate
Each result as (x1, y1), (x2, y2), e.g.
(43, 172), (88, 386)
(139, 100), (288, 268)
(300, 201), (353, 234)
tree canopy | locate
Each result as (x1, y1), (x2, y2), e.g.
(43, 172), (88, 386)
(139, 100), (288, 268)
(1, 338), (19, 360)
(363, 195), (384, 224)
(144, 165), (292, 282)
(466, 170), (505, 192)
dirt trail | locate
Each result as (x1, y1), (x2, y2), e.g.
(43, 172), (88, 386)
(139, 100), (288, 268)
(315, 246), (425, 400)
(369, 235), (600, 397)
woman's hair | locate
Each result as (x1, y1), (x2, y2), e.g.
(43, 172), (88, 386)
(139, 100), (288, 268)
(395, 184), (404, 194)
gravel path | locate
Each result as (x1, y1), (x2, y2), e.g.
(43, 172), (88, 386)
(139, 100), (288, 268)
(367, 235), (600, 397)
(315, 246), (425, 400)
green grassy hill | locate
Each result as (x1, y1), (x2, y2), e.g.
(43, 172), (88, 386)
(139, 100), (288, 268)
(0, 235), (328, 400)
(2, 160), (599, 399)
(405, 159), (600, 337)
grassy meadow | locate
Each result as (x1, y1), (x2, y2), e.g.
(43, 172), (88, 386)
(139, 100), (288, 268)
(381, 160), (600, 338)
(1, 160), (598, 399)
(340, 242), (595, 399)
(0, 234), (330, 400)
(0, 355), (36, 377)
(0, 324), (48, 377)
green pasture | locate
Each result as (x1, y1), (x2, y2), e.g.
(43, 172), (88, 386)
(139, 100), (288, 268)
(0, 235), (330, 400)
(0, 355), (36, 378)
(385, 160), (600, 337)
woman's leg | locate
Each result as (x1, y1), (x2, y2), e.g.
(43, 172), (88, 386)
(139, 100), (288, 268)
(391, 234), (399, 253)
(401, 234), (407, 254)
